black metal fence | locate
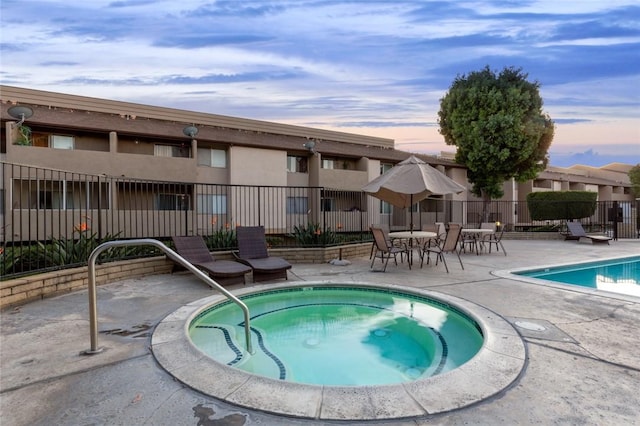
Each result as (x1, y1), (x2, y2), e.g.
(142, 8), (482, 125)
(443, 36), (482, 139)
(2, 161), (638, 279)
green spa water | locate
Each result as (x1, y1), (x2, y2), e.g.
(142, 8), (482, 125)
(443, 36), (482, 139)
(189, 286), (484, 386)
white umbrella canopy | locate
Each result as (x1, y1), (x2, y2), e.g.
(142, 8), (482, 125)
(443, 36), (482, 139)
(362, 155), (466, 229)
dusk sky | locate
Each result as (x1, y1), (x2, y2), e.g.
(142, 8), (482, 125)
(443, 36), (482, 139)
(1, 1), (639, 167)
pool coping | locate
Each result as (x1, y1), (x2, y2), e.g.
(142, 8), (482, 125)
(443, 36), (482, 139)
(151, 281), (526, 421)
(492, 254), (640, 303)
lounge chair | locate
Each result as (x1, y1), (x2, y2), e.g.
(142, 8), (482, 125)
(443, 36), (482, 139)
(235, 226), (292, 282)
(370, 226), (411, 272)
(420, 223), (464, 273)
(566, 222), (612, 245)
(171, 236), (252, 285)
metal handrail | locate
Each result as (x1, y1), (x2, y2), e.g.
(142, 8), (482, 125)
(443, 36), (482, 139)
(82, 238), (253, 355)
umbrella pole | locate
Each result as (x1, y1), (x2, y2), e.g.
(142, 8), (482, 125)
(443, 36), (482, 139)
(410, 194), (414, 232)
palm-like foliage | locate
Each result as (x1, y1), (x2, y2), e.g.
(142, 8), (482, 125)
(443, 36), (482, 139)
(291, 222), (339, 246)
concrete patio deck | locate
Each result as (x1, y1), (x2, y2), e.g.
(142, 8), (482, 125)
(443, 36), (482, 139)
(1, 239), (639, 425)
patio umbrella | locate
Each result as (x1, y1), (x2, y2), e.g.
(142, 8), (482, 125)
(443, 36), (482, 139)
(362, 155), (466, 230)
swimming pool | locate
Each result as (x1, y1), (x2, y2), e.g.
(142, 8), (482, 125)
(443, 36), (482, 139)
(152, 282), (525, 421)
(509, 256), (640, 298)
(189, 286), (484, 386)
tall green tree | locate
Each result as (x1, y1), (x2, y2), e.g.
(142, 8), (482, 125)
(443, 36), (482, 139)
(439, 66), (555, 221)
(629, 164), (640, 198)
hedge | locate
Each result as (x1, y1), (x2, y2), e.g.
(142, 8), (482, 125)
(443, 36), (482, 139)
(526, 191), (597, 220)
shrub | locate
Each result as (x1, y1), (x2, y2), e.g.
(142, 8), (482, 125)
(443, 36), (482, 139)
(204, 226), (237, 250)
(1, 225), (162, 278)
(291, 222), (339, 246)
(527, 191), (597, 221)
(0, 246), (18, 276)
(15, 125), (32, 145)
(36, 227), (153, 267)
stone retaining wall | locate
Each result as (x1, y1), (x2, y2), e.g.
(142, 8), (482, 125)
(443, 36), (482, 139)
(1, 243), (372, 309)
(1, 257), (174, 309)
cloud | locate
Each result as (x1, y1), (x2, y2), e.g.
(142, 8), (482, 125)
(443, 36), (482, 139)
(553, 119), (592, 124)
(549, 146), (640, 167)
(333, 121), (438, 128)
(0, 0), (638, 167)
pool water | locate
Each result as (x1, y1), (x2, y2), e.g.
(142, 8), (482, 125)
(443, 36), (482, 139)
(189, 286), (484, 386)
(516, 256), (640, 297)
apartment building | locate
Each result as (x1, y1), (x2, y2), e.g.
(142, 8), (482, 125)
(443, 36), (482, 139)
(1, 85), (467, 241)
(2, 86), (635, 242)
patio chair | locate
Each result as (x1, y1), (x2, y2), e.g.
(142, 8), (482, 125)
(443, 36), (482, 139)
(435, 222), (446, 241)
(460, 227), (479, 254)
(235, 226), (292, 282)
(421, 224), (441, 249)
(420, 223), (464, 273)
(478, 222), (498, 252)
(370, 226), (411, 272)
(566, 222), (612, 245)
(369, 223), (395, 259)
(171, 236), (252, 285)
(484, 227), (507, 256)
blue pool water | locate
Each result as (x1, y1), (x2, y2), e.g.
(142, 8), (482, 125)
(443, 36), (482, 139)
(516, 256), (640, 297)
(189, 286), (484, 386)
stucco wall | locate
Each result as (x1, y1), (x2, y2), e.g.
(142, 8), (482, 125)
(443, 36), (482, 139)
(230, 146), (287, 186)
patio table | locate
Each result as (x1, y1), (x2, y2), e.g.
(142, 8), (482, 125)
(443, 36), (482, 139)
(461, 228), (495, 254)
(389, 231), (437, 265)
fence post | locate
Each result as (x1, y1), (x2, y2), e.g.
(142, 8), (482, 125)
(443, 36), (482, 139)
(613, 201), (619, 241)
(258, 188), (262, 226)
(97, 176), (103, 243)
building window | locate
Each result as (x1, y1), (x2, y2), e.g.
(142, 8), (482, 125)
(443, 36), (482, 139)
(31, 132), (49, 147)
(380, 201), (391, 215)
(65, 181), (109, 209)
(425, 196), (444, 213)
(155, 193), (190, 210)
(378, 163), (394, 214)
(154, 144), (190, 158)
(321, 198), (335, 212)
(287, 156), (308, 173)
(380, 163), (393, 174)
(197, 194), (227, 214)
(198, 148), (227, 168)
(12, 179), (109, 210)
(287, 196), (308, 214)
(50, 135), (74, 150)
(322, 159), (335, 169)
(36, 181), (64, 209)
(25, 132), (75, 149)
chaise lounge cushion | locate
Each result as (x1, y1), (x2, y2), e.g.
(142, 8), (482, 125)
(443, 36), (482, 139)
(239, 256), (292, 273)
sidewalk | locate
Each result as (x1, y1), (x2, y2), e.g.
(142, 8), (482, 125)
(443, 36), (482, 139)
(1, 240), (639, 425)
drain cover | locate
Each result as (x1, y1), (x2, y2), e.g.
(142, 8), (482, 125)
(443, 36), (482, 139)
(507, 317), (577, 343)
(514, 321), (546, 331)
